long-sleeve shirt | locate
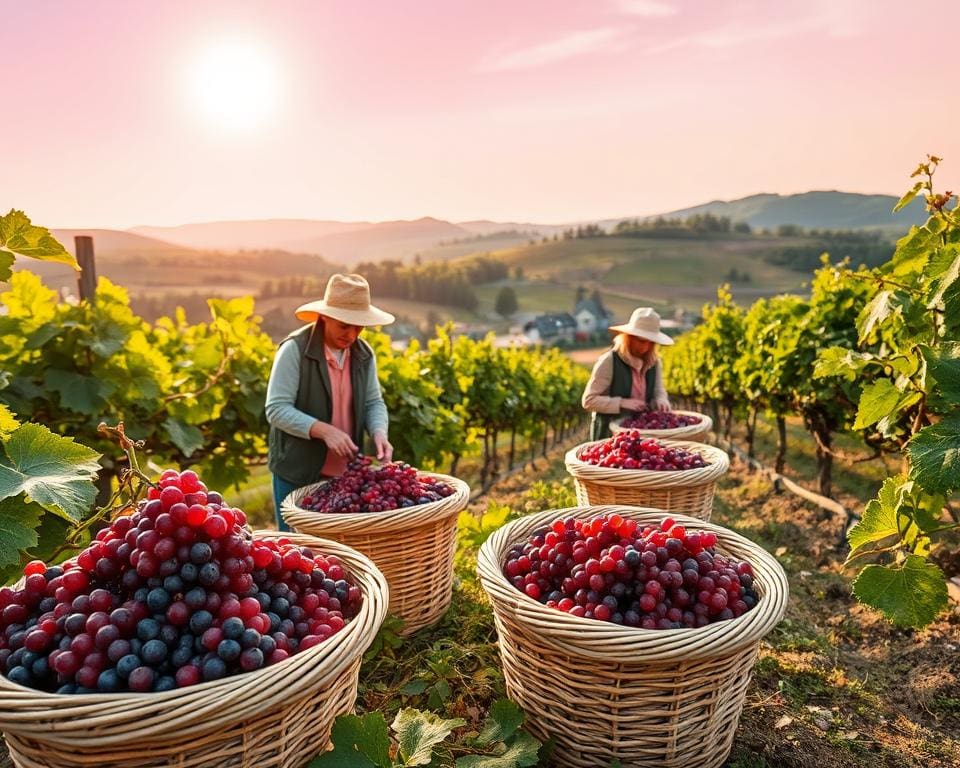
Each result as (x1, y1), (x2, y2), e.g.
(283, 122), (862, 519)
(264, 340), (388, 440)
(581, 352), (670, 414)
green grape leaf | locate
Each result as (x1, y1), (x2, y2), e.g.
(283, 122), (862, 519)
(923, 343), (960, 407)
(307, 712), (389, 768)
(392, 708), (466, 766)
(893, 183), (923, 213)
(847, 477), (905, 558)
(0, 403), (18, 441)
(0, 210), (77, 269)
(44, 369), (113, 415)
(163, 418), (205, 458)
(929, 250), (960, 308)
(0, 495), (45, 573)
(0, 251), (13, 283)
(401, 679), (429, 696)
(852, 556), (948, 628)
(853, 379), (901, 430)
(476, 699), (525, 745)
(907, 416), (960, 494)
(856, 290), (895, 343)
(455, 732), (541, 768)
(0, 423), (101, 520)
(814, 347), (873, 382)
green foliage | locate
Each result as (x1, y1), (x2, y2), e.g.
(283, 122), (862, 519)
(819, 156), (960, 627)
(308, 700), (539, 768)
(494, 286), (518, 318)
(0, 209), (77, 280)
(0, 273), (275, 491)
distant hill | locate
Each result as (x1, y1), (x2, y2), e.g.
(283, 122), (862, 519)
(632, 191), (928, 231)
(52, 228), (186, 254)
(130, 220), (368, 252)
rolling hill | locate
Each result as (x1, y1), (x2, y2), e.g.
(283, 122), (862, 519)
(631, 191), (928, 231)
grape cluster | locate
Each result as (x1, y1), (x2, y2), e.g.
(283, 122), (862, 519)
(619, 411), (702, 430)
(580, 434), (708, 471)
(0, 469), (362, 694)
(504, 514), (758, 629)
(299, 456), (455, 514)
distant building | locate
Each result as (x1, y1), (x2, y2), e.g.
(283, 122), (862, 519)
(573, 296), (614, 338)
(523, 312), (576, 344)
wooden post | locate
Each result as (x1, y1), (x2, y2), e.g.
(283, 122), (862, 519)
(75, 236), (96, 302)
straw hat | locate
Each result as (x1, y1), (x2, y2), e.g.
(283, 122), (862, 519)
(295, 273), (395, 326)
(608, 307), (673, 345)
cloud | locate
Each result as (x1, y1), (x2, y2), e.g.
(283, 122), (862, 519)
(477, 27), (629, 72)
(615, 0), (678, 18)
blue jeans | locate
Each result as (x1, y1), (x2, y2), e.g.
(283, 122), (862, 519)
(272, 475), (298, 532)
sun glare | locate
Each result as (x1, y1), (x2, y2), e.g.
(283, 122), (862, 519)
(187, 38), (280, 134)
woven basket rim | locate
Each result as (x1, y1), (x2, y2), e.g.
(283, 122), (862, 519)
(565, 438), (730, 488)
(281, 471), (470, 531)
(0, 531), (388, 746)
(477, 505), (788, 662)
(611, 409), (713, 437)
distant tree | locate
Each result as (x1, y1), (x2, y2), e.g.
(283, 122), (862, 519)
(776, 224), (802, 237)
(575, 285), (587, 303)
(514, 265), (525, 281)
(495, 286), (519, 318)
(413, 253), (423, 266)
(733, 221), (752, 233)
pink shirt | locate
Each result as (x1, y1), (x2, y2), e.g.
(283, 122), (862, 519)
(320, 346), (355, 478)
(629, 368), (647, 404)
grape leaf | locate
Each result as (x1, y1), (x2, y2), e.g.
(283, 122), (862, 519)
(907, 415), (960, 494)
(0, 496), (45, 572)
(0, 210), (77, 270)
(0, 251), (13, 283)
(852, 556), (948, 628)
(307, 712), (390, 768)
(856, 290), (895, 343)
(163, 418), (205, 458)
(455, 732), (541, 768)
(847, 477), (905, 558)
(393, 709), (465, 766)
(0, 423), (101, 520)
(923, 343), (960, 407)
(852, 379), (901, 430)
(44, 369), (113, 415)
(476, 699), (524, 745)
(0, 403), (18, 441)
(892, 183), (923, 213)
(813, 347), (872, 382)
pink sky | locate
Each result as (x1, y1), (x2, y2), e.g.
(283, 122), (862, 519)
(3, 0), (958, 228)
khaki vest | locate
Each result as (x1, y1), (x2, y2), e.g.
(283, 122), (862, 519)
(267, 324), (372, 487)
(590, 351), (658, 441)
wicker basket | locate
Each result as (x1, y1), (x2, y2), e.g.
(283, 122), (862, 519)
(564, 438), (729, 520)
(611, 410), (712, 442)
(0, 532), (388, 768)
(477, 505), (789, 768)
(282, 472), (470, 635)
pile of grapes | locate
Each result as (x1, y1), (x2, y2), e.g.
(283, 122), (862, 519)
(298, 456), (455, 514)
(504, 514), (758, 629)
(619, 411), (702, 430)
(0, 469), (362, 694)
(579, 434), (708, 471)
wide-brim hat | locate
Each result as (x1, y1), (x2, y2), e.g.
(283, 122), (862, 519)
(295, 273), (395, 326)
(609, 307), (673, 345)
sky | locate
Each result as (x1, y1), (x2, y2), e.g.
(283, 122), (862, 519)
(2, 0), (958, 229)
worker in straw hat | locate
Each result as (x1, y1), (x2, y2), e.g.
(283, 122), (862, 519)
(581, 307), (674, 440)
(265, 273), (395, 529)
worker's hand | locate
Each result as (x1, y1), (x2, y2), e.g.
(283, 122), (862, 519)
(620, 398), (646, 412)
(310, 421), (358, 458)
(373, 432), (394, 462)
(653, 399), (671, 412)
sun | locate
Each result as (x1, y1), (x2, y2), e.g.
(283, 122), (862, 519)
(186, 38), (280, 134)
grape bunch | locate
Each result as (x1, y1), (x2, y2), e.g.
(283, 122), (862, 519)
(619, 411), (702, 430)
(504, 514), (758, 629)
(298, 456), (455, 514)
(580, 434), (708, 471)
(0, 469), (362, 694)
